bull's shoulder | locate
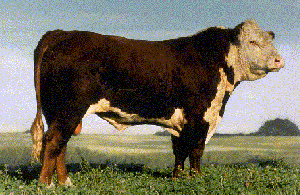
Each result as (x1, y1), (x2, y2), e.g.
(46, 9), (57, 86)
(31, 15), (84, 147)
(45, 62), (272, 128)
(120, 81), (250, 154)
(164, 26), (234, 53)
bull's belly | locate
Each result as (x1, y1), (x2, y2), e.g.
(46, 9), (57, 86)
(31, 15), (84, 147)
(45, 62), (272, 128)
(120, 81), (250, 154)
(84, 98), (186, 136)
(84, 69), (234, 143)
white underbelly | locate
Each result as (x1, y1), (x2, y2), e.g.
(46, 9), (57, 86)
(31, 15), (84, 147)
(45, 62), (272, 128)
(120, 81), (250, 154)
(84, 98), (187, 137)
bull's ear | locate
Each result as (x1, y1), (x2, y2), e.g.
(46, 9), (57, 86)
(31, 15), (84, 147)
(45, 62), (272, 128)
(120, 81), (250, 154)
(231, 20), (250, 43)
(232, 19), (259, 43)
(234, 19), (258, 31)
(268, 31), (275, 39)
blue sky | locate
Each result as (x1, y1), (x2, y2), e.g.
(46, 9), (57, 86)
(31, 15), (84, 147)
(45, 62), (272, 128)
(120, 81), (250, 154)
(0, 0), (299, 134)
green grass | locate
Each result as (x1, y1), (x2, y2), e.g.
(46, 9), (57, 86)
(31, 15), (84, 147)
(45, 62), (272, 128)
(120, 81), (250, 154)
(0, 133), (299, 194)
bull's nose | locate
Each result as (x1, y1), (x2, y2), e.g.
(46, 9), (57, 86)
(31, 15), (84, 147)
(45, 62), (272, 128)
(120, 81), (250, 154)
(274, 58), (284, 69)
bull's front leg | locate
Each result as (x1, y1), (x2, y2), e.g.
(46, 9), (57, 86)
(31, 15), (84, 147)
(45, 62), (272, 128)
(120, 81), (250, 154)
(56, 144), (72, 186)
(171, 135), (189, 178)
(171, 113), (208, 178)
(189, 138), (206, 176)
(171, 136), (206, 178)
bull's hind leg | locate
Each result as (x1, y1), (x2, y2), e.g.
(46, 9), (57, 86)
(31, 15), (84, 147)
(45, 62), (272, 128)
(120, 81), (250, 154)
(56, 143), (71, 185)
(39, 117), (79, 186)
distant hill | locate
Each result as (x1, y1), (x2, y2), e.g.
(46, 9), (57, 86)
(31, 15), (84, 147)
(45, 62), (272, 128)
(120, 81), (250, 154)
(24, 129), (31, 134)
(154, 130), (171, 136)
(250, 118), (300, 136)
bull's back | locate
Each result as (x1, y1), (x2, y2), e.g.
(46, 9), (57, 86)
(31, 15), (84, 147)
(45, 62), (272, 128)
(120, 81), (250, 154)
(36, 30), (181, 119)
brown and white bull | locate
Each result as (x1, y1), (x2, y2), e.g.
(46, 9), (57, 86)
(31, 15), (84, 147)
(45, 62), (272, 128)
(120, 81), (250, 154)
(30, 19), (284, 186)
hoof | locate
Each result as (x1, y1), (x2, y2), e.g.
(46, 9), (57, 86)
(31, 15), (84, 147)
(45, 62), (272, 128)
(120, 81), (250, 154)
(46, 182), (55, 189)
(172, 165), (184, 179)
(60, 177), (73, 186)
(190, 168), (202, 177)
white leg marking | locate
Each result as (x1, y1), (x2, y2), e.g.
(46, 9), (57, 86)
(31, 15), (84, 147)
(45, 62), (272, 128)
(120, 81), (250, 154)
(64, 177), (73, 186)
(46, 181), (55, 188)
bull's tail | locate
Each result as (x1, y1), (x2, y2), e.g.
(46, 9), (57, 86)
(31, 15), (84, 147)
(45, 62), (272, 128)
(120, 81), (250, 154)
(30, 110), (44, 162)
(30, 44), (48, 162)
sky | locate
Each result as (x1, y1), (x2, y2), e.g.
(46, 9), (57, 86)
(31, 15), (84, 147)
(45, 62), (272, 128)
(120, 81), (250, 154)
(0, 0), (299, 135)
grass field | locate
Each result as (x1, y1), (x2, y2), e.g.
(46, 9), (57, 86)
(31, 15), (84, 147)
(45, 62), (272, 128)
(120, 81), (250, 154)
(0, 133), (299, 194)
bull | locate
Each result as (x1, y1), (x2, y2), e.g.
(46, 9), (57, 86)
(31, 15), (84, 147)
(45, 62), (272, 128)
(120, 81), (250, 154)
(30, 19), (284, 185)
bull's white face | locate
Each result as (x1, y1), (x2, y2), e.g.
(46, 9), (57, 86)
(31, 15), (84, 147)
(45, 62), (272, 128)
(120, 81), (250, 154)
(234, 19), (284, 81)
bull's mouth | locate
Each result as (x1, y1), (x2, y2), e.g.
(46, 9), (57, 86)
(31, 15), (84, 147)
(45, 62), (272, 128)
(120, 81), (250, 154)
(266, 67), (281, 72)
(251, 67), (281, 76)
(250, 68), (268, 76)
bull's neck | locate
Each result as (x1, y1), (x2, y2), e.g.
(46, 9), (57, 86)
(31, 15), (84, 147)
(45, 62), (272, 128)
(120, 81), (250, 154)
(225, 43), (250, 84)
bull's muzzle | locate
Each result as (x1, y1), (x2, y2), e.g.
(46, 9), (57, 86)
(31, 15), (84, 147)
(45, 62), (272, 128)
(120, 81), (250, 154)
(273, 57), (284, 71)
(267, 57), (284, 73)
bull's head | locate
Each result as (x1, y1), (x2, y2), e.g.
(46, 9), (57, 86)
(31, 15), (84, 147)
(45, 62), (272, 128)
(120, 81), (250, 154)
(234, 19), (284, 81)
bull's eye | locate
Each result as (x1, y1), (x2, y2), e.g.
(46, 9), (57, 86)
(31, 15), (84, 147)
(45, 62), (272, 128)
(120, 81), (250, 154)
(249, 40), (261, 49)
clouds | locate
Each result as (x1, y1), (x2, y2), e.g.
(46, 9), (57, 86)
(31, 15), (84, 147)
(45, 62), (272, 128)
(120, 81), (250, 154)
(1, 0), (298, 46)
